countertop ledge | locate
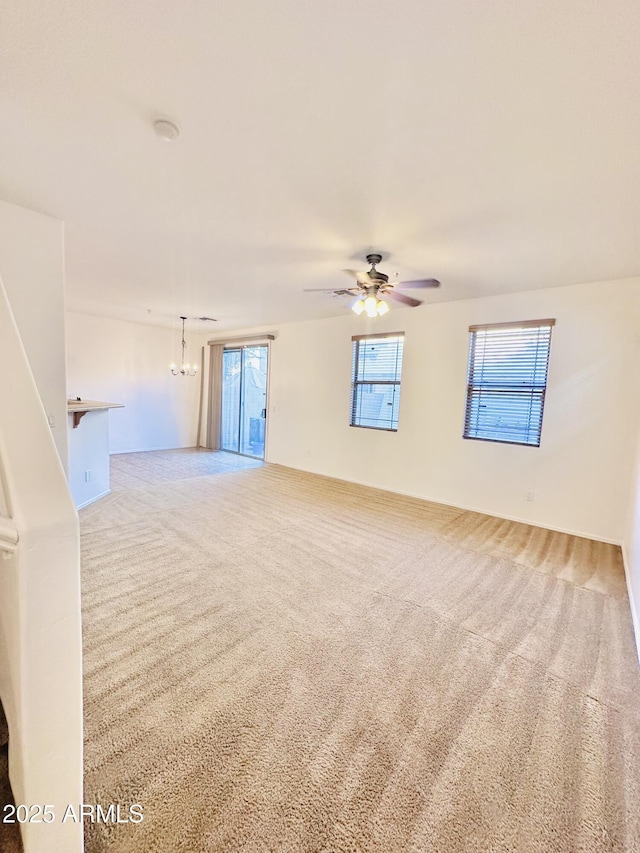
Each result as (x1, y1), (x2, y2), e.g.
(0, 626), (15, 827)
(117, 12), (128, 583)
(67, 400), (124, 428)
(67, 400), (124, 412)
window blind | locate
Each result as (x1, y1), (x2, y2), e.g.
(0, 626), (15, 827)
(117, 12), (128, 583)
(350, 333), (404, 431)
(463, 319), (555, 447)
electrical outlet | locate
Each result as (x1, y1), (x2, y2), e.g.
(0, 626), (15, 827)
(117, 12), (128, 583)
(84, 470), (91, 483)
(525, 490), (534, 501)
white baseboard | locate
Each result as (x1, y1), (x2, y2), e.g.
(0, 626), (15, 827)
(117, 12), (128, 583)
(76, 489), (110, 510)
(109, 444), (196, 456)
(621, 544), (640, 663)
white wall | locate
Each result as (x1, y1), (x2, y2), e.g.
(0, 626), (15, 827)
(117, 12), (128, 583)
(201, 278), (640, 544)
(0, 199), (68, 470)
(66, 312), (201, 453)
(0, 275), (83, 852)
(67, 408), (112, 508)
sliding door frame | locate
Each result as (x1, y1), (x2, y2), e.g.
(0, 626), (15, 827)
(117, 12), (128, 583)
(219, 341), (271, 460)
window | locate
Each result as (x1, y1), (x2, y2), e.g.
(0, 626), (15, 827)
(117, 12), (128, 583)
(463, 319), (555, 447)
(350, 333), (404, 431)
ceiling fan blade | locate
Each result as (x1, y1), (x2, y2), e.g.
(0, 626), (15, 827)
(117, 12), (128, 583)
(343, 269), (373, 286)
(386, 290), (423, 308)
(303, 287), (360, 296)
(396, 278), (441, 289)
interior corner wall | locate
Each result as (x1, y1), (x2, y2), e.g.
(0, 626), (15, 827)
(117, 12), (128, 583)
(211, 278), (639, 545)
(65, 312), (201, 454)
(0, 199), (68, 471)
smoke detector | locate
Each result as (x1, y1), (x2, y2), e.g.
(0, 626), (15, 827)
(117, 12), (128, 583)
(153, 118), (180, 142)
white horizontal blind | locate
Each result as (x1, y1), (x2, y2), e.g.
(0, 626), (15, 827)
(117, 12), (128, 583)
(351, 333), (404, 430)
(463, 319), (555, 447)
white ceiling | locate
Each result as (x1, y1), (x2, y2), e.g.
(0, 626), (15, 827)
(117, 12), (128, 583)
(2, 0), (640, 330)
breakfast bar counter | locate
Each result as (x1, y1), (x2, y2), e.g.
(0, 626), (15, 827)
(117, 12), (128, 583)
(67, 399), (124, 509)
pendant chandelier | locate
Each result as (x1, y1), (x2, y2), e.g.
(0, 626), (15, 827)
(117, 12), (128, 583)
(170, 316), (198, 376)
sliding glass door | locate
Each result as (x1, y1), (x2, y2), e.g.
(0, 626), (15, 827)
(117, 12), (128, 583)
(221, 345), (268, 459)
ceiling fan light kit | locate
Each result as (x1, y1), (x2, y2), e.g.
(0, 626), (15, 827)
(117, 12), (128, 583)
(305, 252), (440, 318)
(353, 295), (389, 317)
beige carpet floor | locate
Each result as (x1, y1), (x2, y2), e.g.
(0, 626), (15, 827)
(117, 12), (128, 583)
(79, 449), (640, 853)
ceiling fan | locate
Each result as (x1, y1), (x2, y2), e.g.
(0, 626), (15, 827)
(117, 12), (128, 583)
(305, 253), (440, 316)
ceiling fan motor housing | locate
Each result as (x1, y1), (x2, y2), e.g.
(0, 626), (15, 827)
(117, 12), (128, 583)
(365, 253), (388, 283)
